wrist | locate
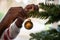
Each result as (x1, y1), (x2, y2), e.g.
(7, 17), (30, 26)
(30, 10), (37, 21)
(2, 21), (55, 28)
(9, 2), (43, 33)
(15, 18), (24, 28)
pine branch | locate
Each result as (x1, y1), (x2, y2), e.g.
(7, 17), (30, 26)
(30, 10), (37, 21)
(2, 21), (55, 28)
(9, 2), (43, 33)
(28, 4), (60, 24)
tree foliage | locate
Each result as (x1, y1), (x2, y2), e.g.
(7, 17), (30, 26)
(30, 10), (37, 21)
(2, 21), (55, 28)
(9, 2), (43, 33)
(28, 3), (60, 24)
(30, 29), (60, 40)
(29, 3), (60, 40)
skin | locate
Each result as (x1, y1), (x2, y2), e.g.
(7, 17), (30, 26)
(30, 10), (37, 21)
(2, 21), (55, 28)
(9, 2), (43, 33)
(0, 4), (39, 37)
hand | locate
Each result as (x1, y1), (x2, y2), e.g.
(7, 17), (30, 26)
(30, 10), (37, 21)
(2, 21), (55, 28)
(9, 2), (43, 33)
(15, 8), (28, 28)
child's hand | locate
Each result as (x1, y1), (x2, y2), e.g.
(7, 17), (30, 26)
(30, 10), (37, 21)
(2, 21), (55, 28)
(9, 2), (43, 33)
(15, 4), (39, 28)
(15, 8), (28, 28)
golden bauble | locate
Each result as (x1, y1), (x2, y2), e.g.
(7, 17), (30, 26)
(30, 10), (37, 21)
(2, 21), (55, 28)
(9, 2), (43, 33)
(24, 20), (33, 30)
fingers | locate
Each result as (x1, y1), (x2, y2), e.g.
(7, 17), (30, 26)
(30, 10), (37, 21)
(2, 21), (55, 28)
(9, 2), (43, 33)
(18, 8), (28, 19)
(24, 4), (35, 12)
(18, 4), (39, 19)
(24, 4), (39, 13)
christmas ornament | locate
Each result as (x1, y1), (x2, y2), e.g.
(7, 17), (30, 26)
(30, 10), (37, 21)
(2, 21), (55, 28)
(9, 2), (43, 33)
(24, 19), (33, 30)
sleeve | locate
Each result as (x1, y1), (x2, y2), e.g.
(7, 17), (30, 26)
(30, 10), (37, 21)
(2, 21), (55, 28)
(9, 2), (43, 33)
(9, 21), (20, 38)
(1, 19), (21, 40)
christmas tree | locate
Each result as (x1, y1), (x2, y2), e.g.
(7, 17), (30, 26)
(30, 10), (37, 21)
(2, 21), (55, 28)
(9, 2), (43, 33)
(28, 3), (60, 24)
(30, 29), (60, 40)
(29, 3), (60, 40)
